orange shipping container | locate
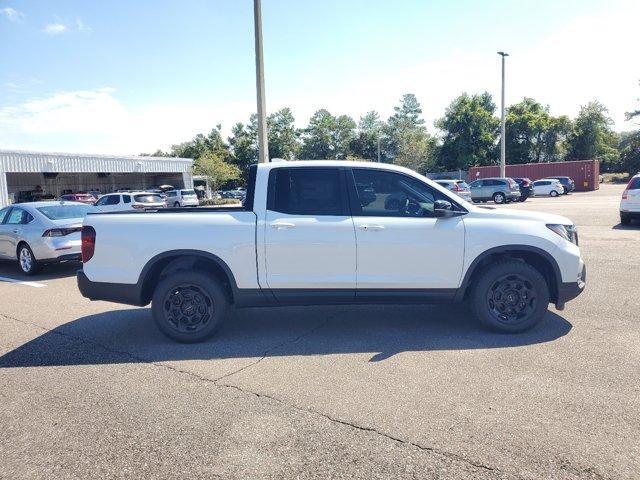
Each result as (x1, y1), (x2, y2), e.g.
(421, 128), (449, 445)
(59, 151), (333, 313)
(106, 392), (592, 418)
(468, 160), (600, 192)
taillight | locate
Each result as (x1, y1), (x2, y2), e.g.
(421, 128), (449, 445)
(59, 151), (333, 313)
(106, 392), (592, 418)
(622, 179), (634, 199)
(42, 227), (81, 237)
(81, 226), (96, 263)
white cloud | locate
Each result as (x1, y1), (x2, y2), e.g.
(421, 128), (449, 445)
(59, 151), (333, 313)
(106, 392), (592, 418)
(1, 6), (24, 21)
(0, 88), (253, 154)
(44, 23), (67, 35)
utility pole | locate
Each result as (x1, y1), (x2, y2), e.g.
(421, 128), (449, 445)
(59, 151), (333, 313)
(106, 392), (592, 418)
(377, 135), (381, 163)
(497, 51), (509, 177)
(254, 0), (269, 163)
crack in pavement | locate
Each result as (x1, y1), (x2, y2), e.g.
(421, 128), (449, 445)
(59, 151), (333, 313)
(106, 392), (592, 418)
(213, 316), (333, 383)
(0, 312), (607, 479)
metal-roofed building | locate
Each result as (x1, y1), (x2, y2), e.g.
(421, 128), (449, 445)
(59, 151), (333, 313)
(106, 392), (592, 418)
(0, 150), (194, 207)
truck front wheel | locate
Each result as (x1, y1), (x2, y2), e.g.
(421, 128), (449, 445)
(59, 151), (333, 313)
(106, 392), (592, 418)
(151, 271), (229, 343)
(470, 260), (549, 333)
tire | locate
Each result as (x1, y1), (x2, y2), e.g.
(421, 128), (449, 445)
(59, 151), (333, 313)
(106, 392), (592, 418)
(17, 243), (41, 276)
(518, 196), (527, 202)
(470, 260), (549, 333)
(550, 190), (559, 197)
(151, 271), (229, 343)
(620, 213), (631, 225)
(493, 192), (506, 204)
(173, 202), (180, 208)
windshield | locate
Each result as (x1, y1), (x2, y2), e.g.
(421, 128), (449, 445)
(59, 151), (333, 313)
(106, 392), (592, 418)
(37, 204), (97, 220)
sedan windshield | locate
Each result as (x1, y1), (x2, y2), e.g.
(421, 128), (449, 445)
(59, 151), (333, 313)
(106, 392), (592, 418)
(37, 204), (97, 219)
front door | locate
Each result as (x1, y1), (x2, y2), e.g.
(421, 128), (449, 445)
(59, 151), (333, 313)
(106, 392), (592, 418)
(349, 168), (465, 293)
(263, 167), (356, 299)
(0, 208), (25, 259)
(0, 207), (13, 257)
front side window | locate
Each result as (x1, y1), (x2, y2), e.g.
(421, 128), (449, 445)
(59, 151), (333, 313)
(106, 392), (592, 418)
(351, 169), (441, 217)
(269, 168), (344, 216)
(0, 207), (9, 224)
(123, 195), (131, 204)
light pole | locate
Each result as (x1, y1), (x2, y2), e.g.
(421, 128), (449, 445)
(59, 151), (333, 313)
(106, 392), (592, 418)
(377, 135), (381, 163)
(497, 51), (508, 178)
(254, 0), (269, 163)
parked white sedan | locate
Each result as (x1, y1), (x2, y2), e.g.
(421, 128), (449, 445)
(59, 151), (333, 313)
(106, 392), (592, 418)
(0, 201), (97, 275)
(532, 179), (564, 197)
(94, 192), (166, 212)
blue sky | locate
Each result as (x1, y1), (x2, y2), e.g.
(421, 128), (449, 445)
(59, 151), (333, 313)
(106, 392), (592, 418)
(1, 0), (639, 154)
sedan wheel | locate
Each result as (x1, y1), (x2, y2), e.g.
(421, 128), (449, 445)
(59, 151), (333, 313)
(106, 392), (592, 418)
(18, 244), (41, 275)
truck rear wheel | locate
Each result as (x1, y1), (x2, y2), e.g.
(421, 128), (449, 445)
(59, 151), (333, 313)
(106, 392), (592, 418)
(151, 271), (228, 343)
(470, 260), (549, 333)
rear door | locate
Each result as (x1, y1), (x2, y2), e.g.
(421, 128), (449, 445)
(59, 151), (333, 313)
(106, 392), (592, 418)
(349, 168), (465, 292)
(263, 167), (356, 297)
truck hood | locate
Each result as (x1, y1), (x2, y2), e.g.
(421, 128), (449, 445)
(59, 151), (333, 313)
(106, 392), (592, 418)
(470, 206), (573, 225)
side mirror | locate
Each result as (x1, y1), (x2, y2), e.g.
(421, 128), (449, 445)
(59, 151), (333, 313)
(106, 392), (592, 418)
(434, 199), (465, 218)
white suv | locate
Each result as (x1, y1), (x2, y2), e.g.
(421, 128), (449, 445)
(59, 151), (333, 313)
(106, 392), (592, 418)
(166, 189), (199, 208)
(532, 179), (564, 197)
(620, 174), (640, 225)
(94, 192), (166, 212)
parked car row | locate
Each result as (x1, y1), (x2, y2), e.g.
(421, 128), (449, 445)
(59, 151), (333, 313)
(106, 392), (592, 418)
(459, 176), (576, 204)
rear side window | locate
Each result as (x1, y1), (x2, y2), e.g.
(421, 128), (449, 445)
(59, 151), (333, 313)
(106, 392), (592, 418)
(123, 195), (131, 204)
(167, 191), (177, 197)
(0, 207), (9, 223)
(628, 177), (640, 190)
(269, 168), (344, 216)
(134, 194), (163, 203)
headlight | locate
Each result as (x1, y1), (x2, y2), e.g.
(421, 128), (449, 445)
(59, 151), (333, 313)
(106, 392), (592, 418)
(547, 224), (578, 245)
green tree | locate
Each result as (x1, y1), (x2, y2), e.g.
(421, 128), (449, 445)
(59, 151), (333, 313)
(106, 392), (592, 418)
(299, 109), (356, 159)
(393, 128), (439, 174)
(169, 126), (231, 161)
(620, 131), (640, 175)
(228, 119), (257, 178)
(505, 98), (572, 164)
(383, 94), (427, 162)
(566, 101), (620, 171)
(267, 108), (299, 160)
(350, 111), (383, 160)
(436, 92), (499, 170)
(194, 151), (240, 191)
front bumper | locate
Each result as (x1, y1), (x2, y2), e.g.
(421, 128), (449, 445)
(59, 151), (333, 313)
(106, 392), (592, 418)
(556, 263), (586, 309)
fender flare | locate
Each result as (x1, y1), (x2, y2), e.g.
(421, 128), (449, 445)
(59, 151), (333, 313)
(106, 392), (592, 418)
(455, 244), (562, 301)
(137, 249), (240, 299)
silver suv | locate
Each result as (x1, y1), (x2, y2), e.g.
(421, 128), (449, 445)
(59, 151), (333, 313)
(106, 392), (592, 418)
(434, 179), (472, 202)
(469, 177), (521, 204)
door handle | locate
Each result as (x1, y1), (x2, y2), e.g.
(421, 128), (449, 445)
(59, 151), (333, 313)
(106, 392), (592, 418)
(359, 224), (384, 231)
(270, 222), (296, 230)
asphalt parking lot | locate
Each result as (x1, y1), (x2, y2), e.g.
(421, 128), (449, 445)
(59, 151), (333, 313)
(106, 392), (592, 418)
(1, 184), (638, 479)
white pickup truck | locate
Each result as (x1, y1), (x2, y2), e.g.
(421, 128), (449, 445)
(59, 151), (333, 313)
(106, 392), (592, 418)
(77, 161), (586, 342)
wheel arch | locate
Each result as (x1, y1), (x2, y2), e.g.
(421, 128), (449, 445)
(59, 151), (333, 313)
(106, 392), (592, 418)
(457, 245), (561, 303)
(138, 250), (238, 305)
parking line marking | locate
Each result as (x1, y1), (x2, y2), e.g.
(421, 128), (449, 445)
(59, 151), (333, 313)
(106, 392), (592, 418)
(0, 276), (47, 288)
